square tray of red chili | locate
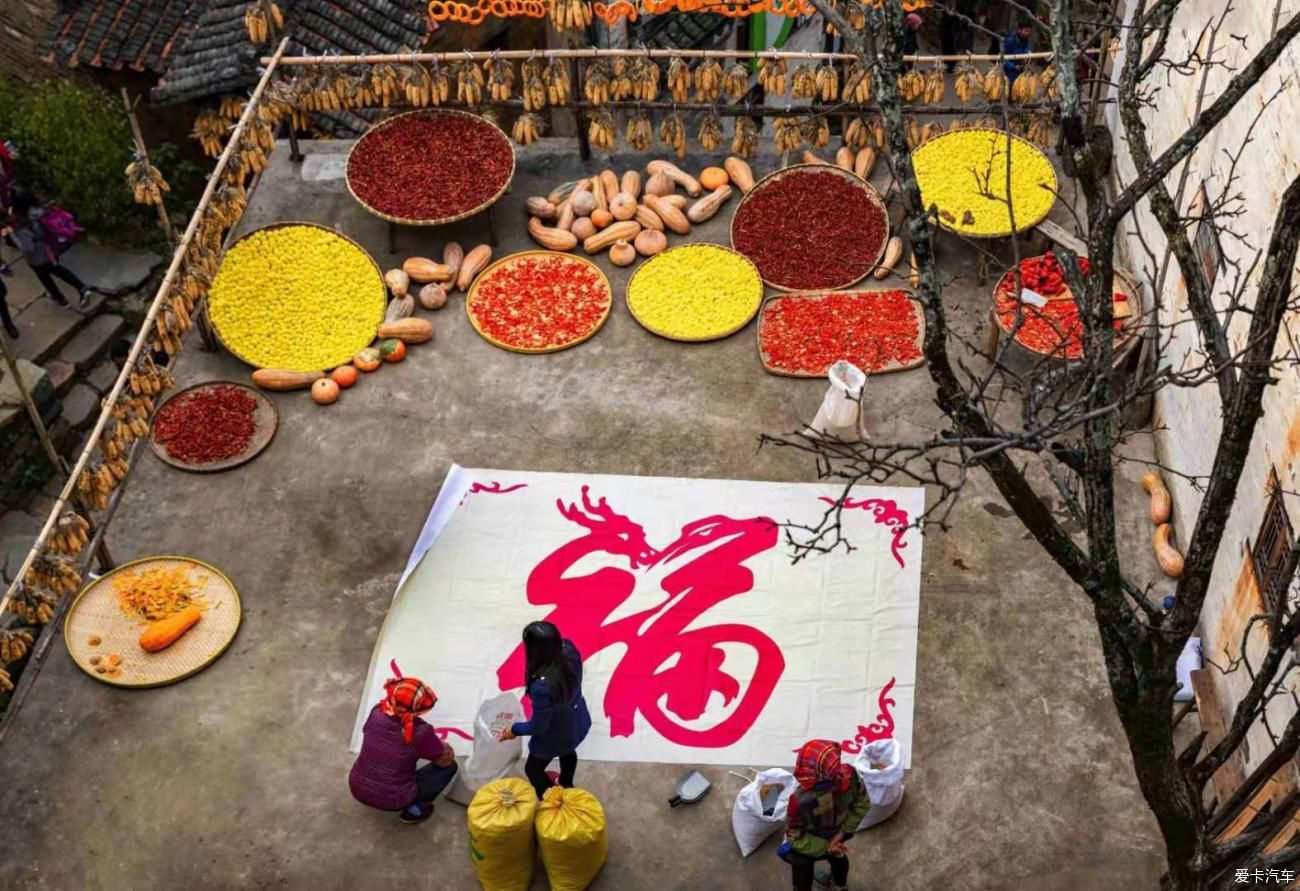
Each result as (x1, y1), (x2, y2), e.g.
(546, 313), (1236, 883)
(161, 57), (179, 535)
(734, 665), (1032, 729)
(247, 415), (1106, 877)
(757, 289), (926, 378)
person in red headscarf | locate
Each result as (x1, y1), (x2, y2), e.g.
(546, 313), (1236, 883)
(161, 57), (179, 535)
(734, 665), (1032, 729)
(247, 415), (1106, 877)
(783, 739), (871, 891)
(349, 663), (458, 824)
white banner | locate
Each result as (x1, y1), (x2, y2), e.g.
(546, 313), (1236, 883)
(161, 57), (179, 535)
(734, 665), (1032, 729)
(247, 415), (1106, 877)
(353, 466), (924, 767)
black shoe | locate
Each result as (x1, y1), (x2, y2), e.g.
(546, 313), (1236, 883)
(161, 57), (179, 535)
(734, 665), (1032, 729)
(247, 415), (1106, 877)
(78, 288), (92, 308)
(399, 802), (433, 824)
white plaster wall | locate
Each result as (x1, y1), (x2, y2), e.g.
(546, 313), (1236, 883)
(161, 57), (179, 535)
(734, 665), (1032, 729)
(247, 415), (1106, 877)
(1108, 1), (1300, 770)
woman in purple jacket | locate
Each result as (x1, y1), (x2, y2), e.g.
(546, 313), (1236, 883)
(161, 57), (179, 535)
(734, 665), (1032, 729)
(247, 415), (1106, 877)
(350, 669), (458, 824)
(499, 621), (592, 801)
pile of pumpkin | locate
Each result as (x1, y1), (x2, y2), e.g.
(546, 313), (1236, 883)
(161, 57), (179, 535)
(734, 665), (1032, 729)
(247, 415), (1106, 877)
(526, 157), (755, 268)
(250, 242), (493, 406)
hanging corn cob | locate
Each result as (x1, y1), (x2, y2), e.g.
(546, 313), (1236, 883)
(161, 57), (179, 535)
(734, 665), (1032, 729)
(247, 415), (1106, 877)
(983, 65), (1009, 102)
(791, 64), (816, 101)
(219, 95), (246, 121)
(630, 56), (661, 101)
(1027, 113), (1056, 148)
(243, 2), (282, 44)
(758, 56), (788, 97)
(10, 583), (57, 625)
(192, 110), (226, 158)
(659, 111), (687, 159)
(697, 112), (723, 152)
(452, 60), (484, 107)
(512, 113), (545, 146)
(125, 154), (169, 207)
(584, 60), (612, 104)
(721, 62), (749, 100)
(26, 554), (81, 597)
(486, 55), (516, 102)
(919, 122), (944, 144)
(0, 629), (35, 666)
(954, 62), (982, 104)
(1011, 67), (1041, 102)
(844, 60), (872, 104)
(1041, 63), (1059, 100)
(694, 59), (722, 102)
(625, 112), (653, 151)
(898, 69), (925, 102)
(47, 512), (91, 557)
(667, 56), (691, 104)
(922, 62), (945, 104)
(906, 117), (922, 150)
(587, 109), (616, 151)
(844, 116), (870, 150)
(801, 116), (830, 150)
(731, 116), (758, 159)
(609, 57), (633, 101)
(544, 56), (571, 106)
(774, 116), (802, 154)
(521, 58), (547, 111)
(815, 63), (839, 102)
(550, 0), (591, 32)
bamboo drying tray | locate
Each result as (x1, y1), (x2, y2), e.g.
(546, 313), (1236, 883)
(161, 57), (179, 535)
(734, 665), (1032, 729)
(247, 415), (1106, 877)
(913, 129), (1059, 240)
(149, 381), (278, 473)
(626, 244), (764, 343)
(729, 163), (889, 292)
(209, 221), (386, 371)
(992, 258), (1141, 359)
(344, 108), (515, 227)
(465, 250), (612, 354)
(64, 556), (242, 688)
(756, 289), (927, 378)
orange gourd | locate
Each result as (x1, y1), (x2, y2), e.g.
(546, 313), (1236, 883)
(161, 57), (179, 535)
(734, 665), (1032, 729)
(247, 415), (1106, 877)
(330, 365), (358, 389)
(353, 348), (381, 372)
(1141, 473), (1171, 524)
(251, 369), (323, 391)
(699, 167), (729, 190)
(1154, 523), (1184, 578)
(139, 606), (202, 652)
(312, 378), (340, 405)
(377, 318), (435, 344)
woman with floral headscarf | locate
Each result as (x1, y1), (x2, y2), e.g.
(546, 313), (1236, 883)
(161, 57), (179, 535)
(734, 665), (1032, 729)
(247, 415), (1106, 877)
(783, 739), (870, 891)
(349, 662), (458, 824)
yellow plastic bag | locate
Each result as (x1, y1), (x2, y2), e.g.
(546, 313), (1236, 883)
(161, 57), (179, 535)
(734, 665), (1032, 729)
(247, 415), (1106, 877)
(535, 786), (608, 891)
(467, 777), (538, 891)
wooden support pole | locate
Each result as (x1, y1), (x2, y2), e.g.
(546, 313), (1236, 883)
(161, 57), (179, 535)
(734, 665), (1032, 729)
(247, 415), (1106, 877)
(120, 89), (177, 249)
(263, 47), (1077, 66)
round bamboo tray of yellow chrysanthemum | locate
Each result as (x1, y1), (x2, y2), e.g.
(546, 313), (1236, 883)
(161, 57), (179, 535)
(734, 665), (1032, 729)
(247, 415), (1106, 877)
(626, 244), (765, 342)
(64, 556), (241, 688)
(208, 221), (386, 373)
(465, 251), (612, 354)
(344, 108), (515, 227)
(912, 129), (1059, 239)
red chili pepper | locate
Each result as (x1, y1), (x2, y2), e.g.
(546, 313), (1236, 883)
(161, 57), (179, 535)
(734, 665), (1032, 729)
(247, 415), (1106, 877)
(347, 113), (513, 221)
(759, 290), (921, 374)
(468, 255), (609, 350)
(732, 169), (889, 291)
(996, 253), (1123, 358)
(153, 385), (258, 463)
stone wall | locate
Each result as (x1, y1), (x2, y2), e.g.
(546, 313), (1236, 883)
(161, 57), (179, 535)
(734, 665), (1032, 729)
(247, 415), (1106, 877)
(1107, 2), (1300, 770)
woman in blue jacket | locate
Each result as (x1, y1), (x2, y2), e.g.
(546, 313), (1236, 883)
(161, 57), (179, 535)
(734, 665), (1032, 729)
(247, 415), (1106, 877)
(498, 620), (592, 801)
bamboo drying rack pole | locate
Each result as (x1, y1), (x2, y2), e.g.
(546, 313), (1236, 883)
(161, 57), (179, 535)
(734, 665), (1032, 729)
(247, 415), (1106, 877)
(0, 336), (67, 476)
(264, 47), (1069, 66)
(0, 36), (292, 614)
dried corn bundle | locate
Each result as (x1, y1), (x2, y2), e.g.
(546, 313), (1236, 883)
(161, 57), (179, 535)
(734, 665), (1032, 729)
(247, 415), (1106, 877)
(1026, 113), (1056, 148)
(731, 115), (758, 158)
(667, 55), (691, 103)
(26, 554), (81, 597)
(452, 60), (484, 107)
(1041, 63), (1060, 100)
(47, 512), (91, 557)
(774, 116), (802, 154)
(521, 58), (547, 111)
(512, 113), (545, 146)
(1011, 67), (1042, 102)
(243, 2), (282, 44)
(697, 113), (723, 152)
(486, 55), (516, 102)
(983, 65), (1009, 101)
(125, 154), (169, 207)
(584, 59), (612, 104)
(587, 109), (615, 151)
(625, 112), (653, 151)
(192, 110), (225, 158)
(844, 116), (870, 150)
(802, 115), (830, 150)
(694, 59), (722, 102)
(0, 629), (34, 666)
(815, 63), (839, 102)
(920, 62), (945, 104)
(898, 69), (925, 102)
(721, 62), (749, 100)
(550, 0), (591, 31)
(219, 95), (245, 121)
(844, 60), (872, 104)
(543, 57), (571, 106)
(758, 56), (788, 96)
(10, 583), (57, 625)
(954, 62), (982, 104)
(791, 64), (816, 100)
(659, 111), (687, 159)
(609, 57), (633, 101)
(629, 56), (660, 101)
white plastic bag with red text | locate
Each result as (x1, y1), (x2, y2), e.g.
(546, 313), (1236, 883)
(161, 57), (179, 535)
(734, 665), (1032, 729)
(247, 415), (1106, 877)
(852, 739), (905, 830)
(447, 692), (524, 805)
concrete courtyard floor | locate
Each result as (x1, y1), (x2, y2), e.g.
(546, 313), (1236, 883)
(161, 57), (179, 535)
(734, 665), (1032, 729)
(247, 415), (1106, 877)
(0, 139), (1166, 889)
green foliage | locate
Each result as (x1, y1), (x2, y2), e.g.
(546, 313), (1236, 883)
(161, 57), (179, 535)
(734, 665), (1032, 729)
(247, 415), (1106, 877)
(0, 77), (136, 236)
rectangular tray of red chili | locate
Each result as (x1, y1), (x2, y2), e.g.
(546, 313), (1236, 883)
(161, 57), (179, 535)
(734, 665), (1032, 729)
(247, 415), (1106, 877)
(757, 289), (926, 378)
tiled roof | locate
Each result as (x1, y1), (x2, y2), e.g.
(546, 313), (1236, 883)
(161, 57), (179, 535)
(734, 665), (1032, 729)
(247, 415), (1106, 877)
(42, 0), (200, 72)
(151, 0), (434, 106)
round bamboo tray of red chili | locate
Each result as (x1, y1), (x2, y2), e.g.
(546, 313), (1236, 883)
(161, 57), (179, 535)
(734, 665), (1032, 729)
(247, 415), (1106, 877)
(149, 381), (278, 473)
(757, 289), (926, 378)
(730, 164), (890, 292)
(345, 109), (515, 226)
(466, 250), (612, 354)
(993, 253), (1139, 360)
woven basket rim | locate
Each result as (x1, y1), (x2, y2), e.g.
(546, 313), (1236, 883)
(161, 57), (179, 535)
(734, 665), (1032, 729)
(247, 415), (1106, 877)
(626, 243), (765, 343)
(756, 288), (927, 378)
(912, 128), (1060, 240)
(991, 256), (1141, 358)
(465, 250), (613, 354)
(210, 221), (386, 372)
(62, 555), (242, 689)
(729, 163), (890, 293)
(344, 108), (516, 227)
